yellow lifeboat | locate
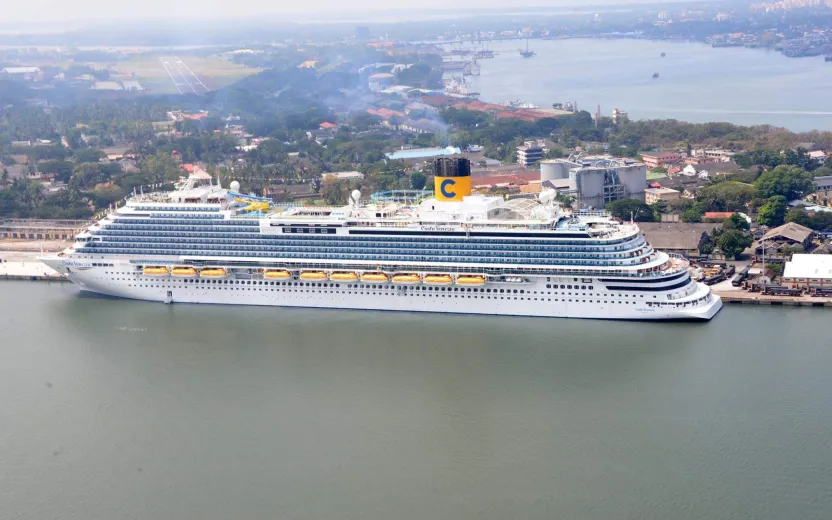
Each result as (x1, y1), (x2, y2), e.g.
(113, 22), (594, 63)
(264, 270), (291, 280)
(143, 266), (169, 276)
(330, 272), (358, 282)
(361, 272), (389, 283)
(200, 268), (227, 278)
(392, 273), (421, 284)
(171, 266), (198, 277)
(299, 271), (327, 280)
(456, 275), (486, 286)
(423, 274), (453, 285)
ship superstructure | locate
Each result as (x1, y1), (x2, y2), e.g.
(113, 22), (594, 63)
(40, 159), (721, 320)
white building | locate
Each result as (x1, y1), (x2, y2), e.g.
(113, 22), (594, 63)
(321, 171), (365, 181)
(2, 66), (41, 75)
(782, 254), (832, 288)
(517, 142), (544, 166)
(692, 148), (736, 162)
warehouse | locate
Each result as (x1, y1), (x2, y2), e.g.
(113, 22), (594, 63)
(782, 254), (832, 288)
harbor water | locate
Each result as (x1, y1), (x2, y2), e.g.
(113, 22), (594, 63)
(469, 38), (832, 131)
(2, 281), (832, 519)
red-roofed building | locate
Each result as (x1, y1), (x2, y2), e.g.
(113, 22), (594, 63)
(420, 95), (458, 108)
(704, 212), (735, 221)
(459, 100), (506, 113)
(495, 110), (545, 123)
(319, 122), (337, 130)
(182, 112), (209, 121)
(366, 108), (406, 121)
(180, 163), (195, 173)
(471, 173), (542, 193)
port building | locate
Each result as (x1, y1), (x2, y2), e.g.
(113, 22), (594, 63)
(754, 222), (814, 261)
(782, 254), (832, 288)
(1, 219), (89, 241)
(645, 187), (680, 204)
(640, 151), (681, 169)
(638, 223), (720, 258)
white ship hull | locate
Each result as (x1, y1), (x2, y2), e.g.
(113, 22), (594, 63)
(43, 260), (722, 321)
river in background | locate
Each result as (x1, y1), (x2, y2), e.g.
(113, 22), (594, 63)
(465, 38), (832, 132)
(2, 281), (832, 519)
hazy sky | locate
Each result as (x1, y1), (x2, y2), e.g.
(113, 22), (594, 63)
(6, 0), (684, 24)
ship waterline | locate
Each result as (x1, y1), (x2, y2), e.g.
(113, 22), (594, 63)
(39, 169), (721, 321)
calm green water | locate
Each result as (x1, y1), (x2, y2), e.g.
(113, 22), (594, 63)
(2, 281), (832, 519)
(470, 39), (832, 131)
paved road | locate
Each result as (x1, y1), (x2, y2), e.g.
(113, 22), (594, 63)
(160, 56), (210, 94)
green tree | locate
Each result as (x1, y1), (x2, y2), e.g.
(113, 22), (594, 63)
(756, 195), (788, 227)
(71, 162), (103, 190)
(72, 149), (104, 163)
(753, 165), (814, 200)
(766, 263), (783, 278)
(682, 208), (703, 223)
(605, 198), (654, 222)
(410, 172), (427, 190)
(785, 207), (812, 227)
(723, 213), (750, 231)
(0, 168), (8, 188)
(38, 160), (74, 183)
(138, 152), (182, 182)
(695, 181), (757, 212)
(556, 193), (575, 209)
(321, 178), (345, 205)
(649, 199), (669, 216)
(716, 229), (753, 259)
(544, 148), (564, 159)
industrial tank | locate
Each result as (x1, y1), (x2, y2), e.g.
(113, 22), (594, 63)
(540, 159), (571, 181)
(368, 72), (395, 91)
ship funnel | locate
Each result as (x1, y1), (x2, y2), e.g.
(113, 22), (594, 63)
(433, 158), (471, 202)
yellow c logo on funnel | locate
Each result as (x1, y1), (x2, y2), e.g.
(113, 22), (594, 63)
(434, 175), (471, 201)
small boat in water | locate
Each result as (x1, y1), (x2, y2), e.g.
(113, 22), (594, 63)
(264, 270), (291, 279)
(299, 271), (327, 280)
(652, 72), (660, 79)
(457, 275), (486, 286)
(171, 266), (198, 277)
(392, 273), (420, 284)
(330, 272), (358, 282)
(361, 272), (388, 283)
(423, 274), (453, 285)
(143, 266), (169, 276)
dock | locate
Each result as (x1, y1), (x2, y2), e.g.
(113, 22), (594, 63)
(713, 290), (832, 307)
(0, 261), (68, 282)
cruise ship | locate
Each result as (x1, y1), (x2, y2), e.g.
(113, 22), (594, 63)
(40, 159), (721, 320)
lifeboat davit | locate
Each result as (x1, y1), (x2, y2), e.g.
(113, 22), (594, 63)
(200, 268), (227, 278)
(330, 272), (358, 282)
(299, 271), (327, 280)
(171, 267), (198, 277)
(423, 274), (453, 285)
(392, 273), (420, 284)
(264, 270), (291, 279)
(361, 272), (389, 283)
(456, 275), (486, 286)
(143, 266), (169, 276)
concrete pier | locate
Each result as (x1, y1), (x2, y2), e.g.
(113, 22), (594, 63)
(0, 261), (67, 281)
(713, 290), (832, 307)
